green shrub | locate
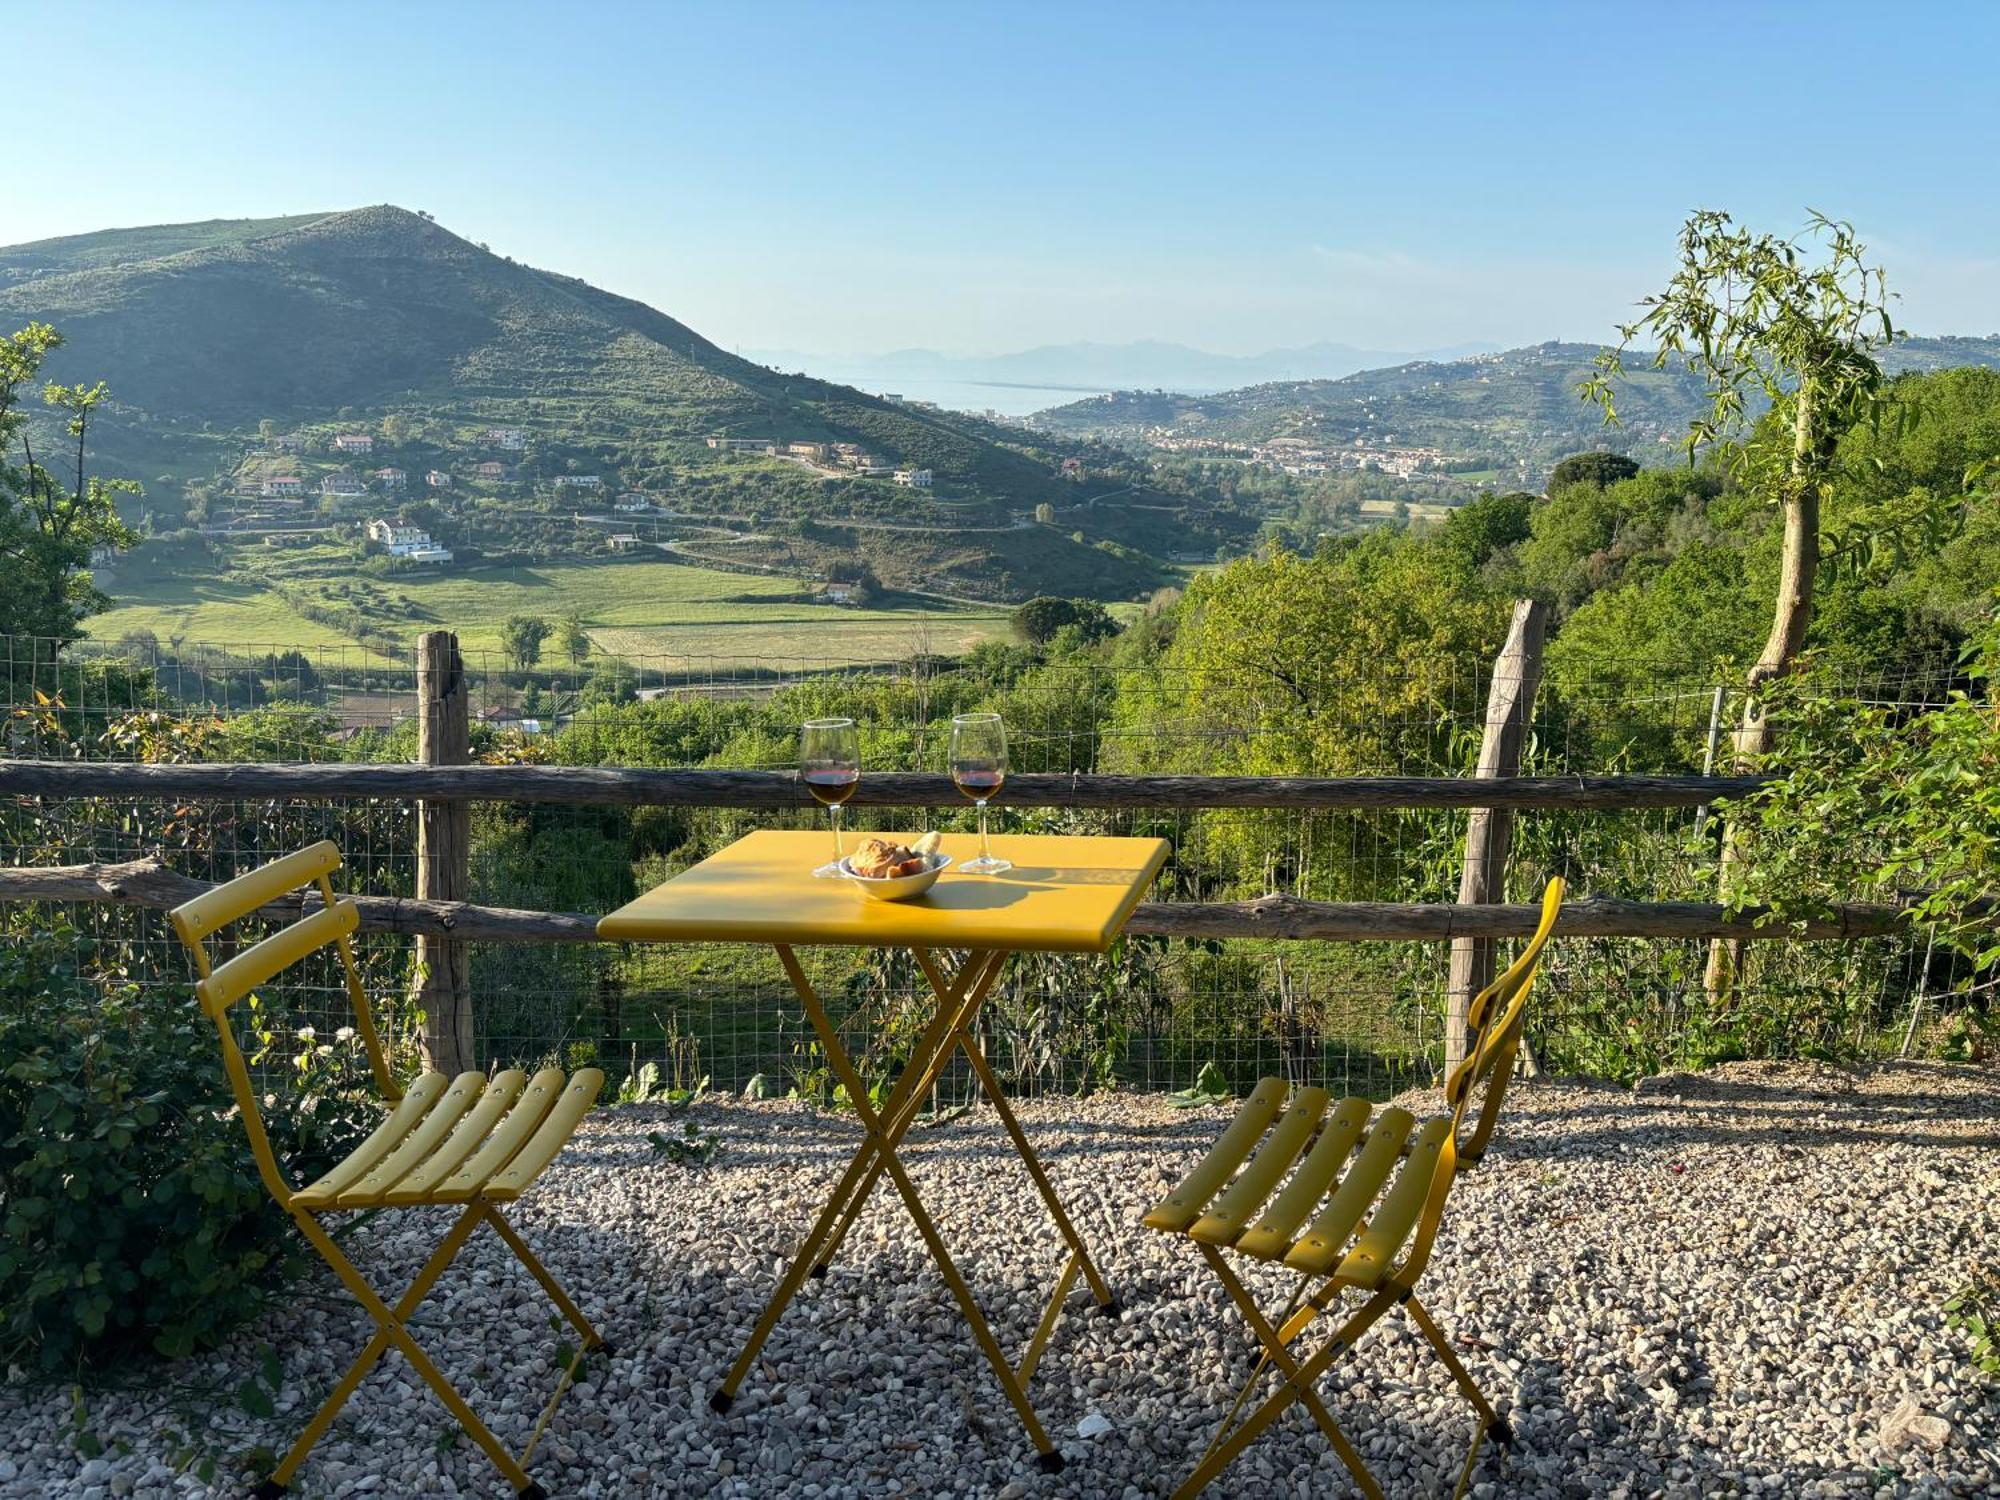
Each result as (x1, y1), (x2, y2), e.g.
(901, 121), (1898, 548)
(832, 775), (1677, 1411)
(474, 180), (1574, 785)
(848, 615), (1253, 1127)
(0, 929), (372, 1373)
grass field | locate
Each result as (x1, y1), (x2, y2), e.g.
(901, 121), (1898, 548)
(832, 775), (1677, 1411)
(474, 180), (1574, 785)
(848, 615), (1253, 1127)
(89, 551), (1011, 667)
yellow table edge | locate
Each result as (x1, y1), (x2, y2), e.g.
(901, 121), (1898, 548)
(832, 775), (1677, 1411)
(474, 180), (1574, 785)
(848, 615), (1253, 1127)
(595, 831), (1171, 953)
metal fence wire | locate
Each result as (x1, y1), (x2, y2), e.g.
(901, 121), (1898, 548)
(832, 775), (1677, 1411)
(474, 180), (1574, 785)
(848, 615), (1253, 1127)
(1, 632), (1963, 1100)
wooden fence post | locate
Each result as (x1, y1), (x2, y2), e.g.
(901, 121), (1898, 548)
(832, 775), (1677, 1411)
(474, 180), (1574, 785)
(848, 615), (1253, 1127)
(1444, 599), (1547, 1078)
(414, 630), (475, 1073)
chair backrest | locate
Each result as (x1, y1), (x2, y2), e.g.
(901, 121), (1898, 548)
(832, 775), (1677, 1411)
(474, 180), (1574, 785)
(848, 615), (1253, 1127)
(1394, 876), (1564, 1286)
(1442, 874), (1565, 1164)
(169, 841), (401, 1204)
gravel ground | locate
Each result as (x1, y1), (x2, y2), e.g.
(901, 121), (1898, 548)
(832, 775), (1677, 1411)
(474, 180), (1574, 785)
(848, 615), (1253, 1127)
(4, 1060), (1995, 1499)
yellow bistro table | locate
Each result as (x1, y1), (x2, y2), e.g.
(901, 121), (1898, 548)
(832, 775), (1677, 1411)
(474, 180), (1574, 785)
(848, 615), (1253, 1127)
(598, 829), (1170, 1473)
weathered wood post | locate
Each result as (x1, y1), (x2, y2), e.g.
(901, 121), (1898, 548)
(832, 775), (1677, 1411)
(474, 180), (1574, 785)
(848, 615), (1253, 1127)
(1444, 599), (1547, 1077)
(414, 630), (475, 1073)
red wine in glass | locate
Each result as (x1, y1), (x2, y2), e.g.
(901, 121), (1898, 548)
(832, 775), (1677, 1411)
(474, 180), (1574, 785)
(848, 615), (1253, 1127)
(805, 769), (859, 806)
(952, 768), (1004, 800)
(801, 717), (860, 876)
(949, 713), (1010, 874)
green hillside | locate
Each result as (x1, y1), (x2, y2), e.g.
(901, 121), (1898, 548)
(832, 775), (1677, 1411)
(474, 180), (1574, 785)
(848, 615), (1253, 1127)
(0, 206), (1066, 502)
(0, 214), (332, 281)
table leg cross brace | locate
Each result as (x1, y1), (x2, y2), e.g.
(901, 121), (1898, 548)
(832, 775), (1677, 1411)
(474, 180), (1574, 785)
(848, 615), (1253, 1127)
(709, 944), (1114, 1471)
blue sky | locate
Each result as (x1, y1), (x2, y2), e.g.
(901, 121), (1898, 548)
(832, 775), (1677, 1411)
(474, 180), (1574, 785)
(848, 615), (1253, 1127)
(6, 0), (1997, 355)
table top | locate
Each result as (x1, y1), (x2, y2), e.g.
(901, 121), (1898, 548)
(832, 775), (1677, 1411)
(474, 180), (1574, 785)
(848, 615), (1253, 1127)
(597, 830), (1170, 953)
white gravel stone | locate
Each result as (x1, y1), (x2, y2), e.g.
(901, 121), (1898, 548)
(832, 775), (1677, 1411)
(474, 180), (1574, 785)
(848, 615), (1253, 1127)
(2, 1059), (1994, 1497)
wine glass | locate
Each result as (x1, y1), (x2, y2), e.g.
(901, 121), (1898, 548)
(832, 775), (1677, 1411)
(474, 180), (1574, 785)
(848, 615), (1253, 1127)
(801, 717), (859, 878)
(950, 712), (1011, 875)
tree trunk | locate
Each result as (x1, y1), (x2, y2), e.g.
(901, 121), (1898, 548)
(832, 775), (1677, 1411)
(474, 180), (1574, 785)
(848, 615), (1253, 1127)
(1705, 386), (1822, 999)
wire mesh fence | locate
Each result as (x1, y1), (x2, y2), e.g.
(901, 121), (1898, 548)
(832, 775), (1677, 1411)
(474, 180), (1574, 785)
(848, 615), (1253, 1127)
(2, 631), (1964, 1101)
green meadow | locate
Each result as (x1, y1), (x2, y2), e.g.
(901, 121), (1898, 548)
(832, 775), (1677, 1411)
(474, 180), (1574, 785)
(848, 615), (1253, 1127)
(88, 549), (1011, 667)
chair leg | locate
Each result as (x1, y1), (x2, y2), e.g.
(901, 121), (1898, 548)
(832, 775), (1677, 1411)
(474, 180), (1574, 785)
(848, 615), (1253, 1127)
(482, 1204), (606, 1351)
(267, 1205), (484, 1490)
(1402, 1292), (1507, 1437)
(1193, 1247), (1384, 1500)
(1171, 1283), (1399, 1500)
(292, 1212), (536, 1493)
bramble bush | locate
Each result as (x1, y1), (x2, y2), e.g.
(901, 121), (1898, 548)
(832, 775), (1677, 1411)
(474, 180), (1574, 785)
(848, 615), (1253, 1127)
(0, 928), (373, 1374)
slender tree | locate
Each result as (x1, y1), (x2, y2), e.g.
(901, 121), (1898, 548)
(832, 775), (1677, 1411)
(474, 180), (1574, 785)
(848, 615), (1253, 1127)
(0, 324), (139, 654)
(1583, 211), (1897, 998)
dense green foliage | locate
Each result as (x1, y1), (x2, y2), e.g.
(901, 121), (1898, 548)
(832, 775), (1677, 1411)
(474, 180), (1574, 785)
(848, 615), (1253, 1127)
(1011, 595), (1118, 645)
(1726, 625), (2000, 982)
(0, 930), (371, 1373)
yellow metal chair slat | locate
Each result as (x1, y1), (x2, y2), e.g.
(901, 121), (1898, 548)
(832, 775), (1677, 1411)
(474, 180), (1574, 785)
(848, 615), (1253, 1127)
(168, 845), (606, 1500)
(433, 1067), (569, 1202)
(334, 1071), (490, 1209)
(1336, 1116), (1453, 1286)
(1142, 1076), (1288, 1232)
(1283, 1107), (1415, 1274)
(479, 1070), (607, 1202)
(289, 1072), (452, 1210)
(382, 1068), (532, 1206)
(170, 840), (344, 944)
(194, 899), (360, 1016)
(1189, 1086), (1327, 1246)
(1145, 877), (1567, 1500)
(1234, 1095), (1372, 1260)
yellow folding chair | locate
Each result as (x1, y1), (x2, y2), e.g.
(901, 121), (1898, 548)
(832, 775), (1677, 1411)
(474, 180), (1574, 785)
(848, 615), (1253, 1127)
(1142, 877), (1566, 1499)
(168, 840), (608, 1500)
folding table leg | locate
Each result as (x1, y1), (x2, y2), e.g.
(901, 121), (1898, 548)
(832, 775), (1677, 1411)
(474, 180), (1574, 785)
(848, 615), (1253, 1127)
(770, 945), (1065, 1470)
(711, 947), (1001, 1409)
(807, 949), (1007, 1276)
(911, 949), (1119, 1315)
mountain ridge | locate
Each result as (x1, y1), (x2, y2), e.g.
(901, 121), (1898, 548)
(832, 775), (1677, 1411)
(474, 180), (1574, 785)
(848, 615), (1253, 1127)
(744, 337), (1504, 399)
(0, 205), (1068, 503)
(1029, 336), (2000, 468)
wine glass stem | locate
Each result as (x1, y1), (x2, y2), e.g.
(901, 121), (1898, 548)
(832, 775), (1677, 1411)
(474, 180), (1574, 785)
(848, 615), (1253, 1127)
(977, 799), (990, 862)
(831, 804), (843, 864)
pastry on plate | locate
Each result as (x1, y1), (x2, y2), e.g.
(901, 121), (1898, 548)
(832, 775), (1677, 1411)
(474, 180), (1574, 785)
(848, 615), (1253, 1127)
(849, 837), (930, 879)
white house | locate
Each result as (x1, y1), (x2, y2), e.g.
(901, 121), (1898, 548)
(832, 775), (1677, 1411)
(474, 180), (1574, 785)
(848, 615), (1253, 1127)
(893, 468), (933, 488)
(553, 475), (603, 490)
(483, 427), (527, 450)
(334, 433), (374, 455)
(613, 493), (655, 513)
(261, 475), (305, 499)
(822, 579), (859, 604)
(321, 471), (366, 498)
(426, 469), (454, 490)
(372, 467), (407, 491)
(366, 518), (453, 564)
(607, 532), (641, 552)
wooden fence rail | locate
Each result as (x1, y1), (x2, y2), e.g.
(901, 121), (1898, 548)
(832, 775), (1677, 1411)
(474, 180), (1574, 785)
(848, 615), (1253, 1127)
(0, 759), (1767, 811)
(0, 855), (1916, 946)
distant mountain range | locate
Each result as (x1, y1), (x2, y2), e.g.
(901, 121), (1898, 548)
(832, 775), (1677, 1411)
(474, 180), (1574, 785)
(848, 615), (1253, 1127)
(742, 339), (1502, 411)
(1030, 337), (2000, 470)
(0, 206), (1066, 502)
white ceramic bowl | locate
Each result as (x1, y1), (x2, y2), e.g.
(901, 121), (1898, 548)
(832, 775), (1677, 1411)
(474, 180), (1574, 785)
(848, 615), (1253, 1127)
(837, 853), (952, 901)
